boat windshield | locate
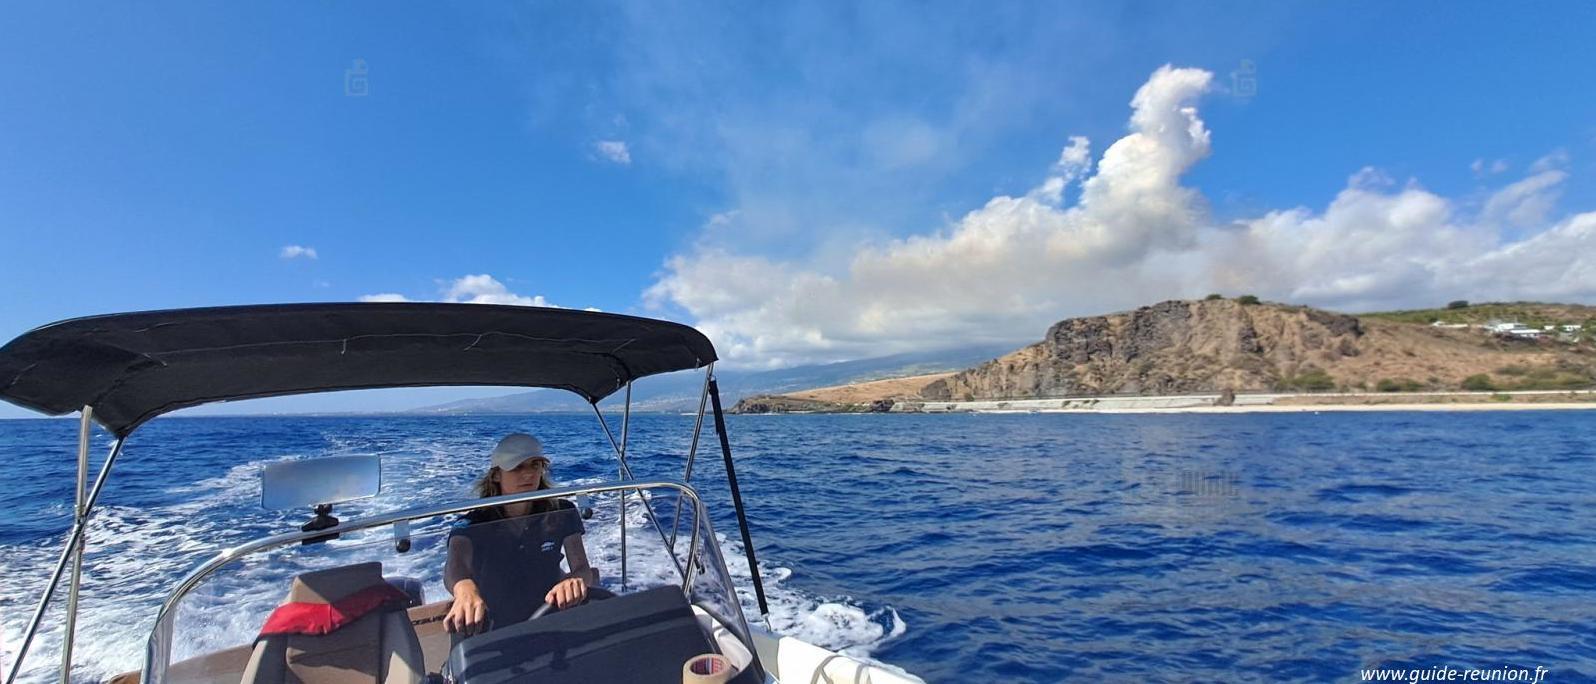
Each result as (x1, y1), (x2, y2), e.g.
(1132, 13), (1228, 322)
(142, 484), (758, 683)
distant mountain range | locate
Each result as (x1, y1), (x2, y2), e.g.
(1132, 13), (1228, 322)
(408, 343), (1016, 413)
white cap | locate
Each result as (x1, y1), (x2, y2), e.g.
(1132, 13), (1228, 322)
(490, 433), (550, 471)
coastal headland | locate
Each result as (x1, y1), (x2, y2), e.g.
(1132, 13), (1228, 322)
(732, 298), (1596, 414)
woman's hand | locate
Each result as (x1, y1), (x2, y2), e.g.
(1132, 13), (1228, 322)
(545, 576), (588, 610)
(445, 580), (489, 635)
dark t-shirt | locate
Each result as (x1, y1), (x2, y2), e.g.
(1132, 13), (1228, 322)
(446, 499), (585, 628)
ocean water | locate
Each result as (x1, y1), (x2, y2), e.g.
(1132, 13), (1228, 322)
(1, 412), (1594, 682)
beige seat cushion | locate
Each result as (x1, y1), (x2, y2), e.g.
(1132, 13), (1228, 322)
(240, 564), (423, 684)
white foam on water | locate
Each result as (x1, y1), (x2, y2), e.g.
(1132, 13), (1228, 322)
(0, 445), (439, 684)
(713, 535), (908, 661)
(1, 455), (304, 683)
(1, 435), (909, 683)
(573, 487), (912, 675)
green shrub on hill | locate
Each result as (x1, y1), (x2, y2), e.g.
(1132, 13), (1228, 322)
(1303, 373), (1336, 391)
(1461, 374), (1496, 391)
(1283, 368), (1336, 391)
(1236, 295), (1261, 305)
(1376, 378), (1424, 392)
(1483, 364), (1595, 390)
(1511, 375), (1593, 391)
(1367, 302), (1596, 328)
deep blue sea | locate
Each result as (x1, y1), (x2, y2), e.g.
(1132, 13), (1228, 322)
(2, 412), (1595, 683)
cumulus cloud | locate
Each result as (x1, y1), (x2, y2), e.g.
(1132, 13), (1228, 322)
(280, 245), (318, 260)
(647, 64), (1596, 367)
(442, 274), (554, 307)
(594, 140), (632, 165)
(1032, 136), (1091, 205)
(359, 275), (562, 307)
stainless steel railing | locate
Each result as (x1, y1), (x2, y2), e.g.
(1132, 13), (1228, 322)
(140, 479), (756, 683)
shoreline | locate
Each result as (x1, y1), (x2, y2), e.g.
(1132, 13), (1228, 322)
(910, 391), (1596, 415)
(736, 389), (1596, 415)
(977, 402), (1596, 414)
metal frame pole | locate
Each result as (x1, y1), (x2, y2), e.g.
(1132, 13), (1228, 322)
(669, 366), (713, 552)
(619, 382), (631, 592)
(708, 378), (770, 620)
(60, 407), (92, 684)
(5, 433), (124, 684)
(588, 397), (685, 580)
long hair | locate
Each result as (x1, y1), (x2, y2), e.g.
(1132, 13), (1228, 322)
(473, 466), (557, 516)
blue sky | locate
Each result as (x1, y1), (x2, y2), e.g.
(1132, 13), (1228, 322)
(2, 1), (1594, 417)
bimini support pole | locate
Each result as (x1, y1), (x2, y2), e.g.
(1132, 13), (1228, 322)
(589, 393), (686, 581)
(60, 407), (92, 684)
(707, 377), (770, 621)
(668, 365), (713, 552)
(619, 382), (631, 592)
(5, 421), (124, 684)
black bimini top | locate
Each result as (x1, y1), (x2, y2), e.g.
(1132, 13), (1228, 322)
(0, 303), (717, 436)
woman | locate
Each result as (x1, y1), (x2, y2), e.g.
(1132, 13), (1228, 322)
(443, 433), (598, 636)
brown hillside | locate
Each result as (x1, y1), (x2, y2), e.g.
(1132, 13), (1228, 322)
(788, 373), (955, 403)
(920, 299), (1594, 400)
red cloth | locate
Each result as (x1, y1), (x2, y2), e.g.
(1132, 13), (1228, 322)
(258, 583), (411, 638)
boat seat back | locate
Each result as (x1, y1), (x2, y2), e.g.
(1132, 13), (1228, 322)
(240, 563), (424, 684)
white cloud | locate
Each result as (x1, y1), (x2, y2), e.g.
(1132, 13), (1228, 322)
(1221, 179), (1478, 309)
(279, 245), (318, 260)
(1471, 158), (1509, 177)
(1529, 149), (1569, 173)
(359, 275), (563, 308)
(1480, 168), (1567, 230)
(1032, 136), (1091, 205)
(442, 274), (553, 307)
(647, 64), (1596, 367)
(594, 140), (632, 165)
(358, 293), (410, 303)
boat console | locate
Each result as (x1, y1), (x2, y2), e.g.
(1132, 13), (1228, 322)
(448, 586), (758, 684)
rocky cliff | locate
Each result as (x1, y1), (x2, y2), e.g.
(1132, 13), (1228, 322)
(920, 299), (1592, 400)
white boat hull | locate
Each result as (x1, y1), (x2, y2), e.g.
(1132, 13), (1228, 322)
(749, 628), (922, 684)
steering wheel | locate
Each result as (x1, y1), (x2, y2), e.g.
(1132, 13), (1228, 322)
(527, 586), (616, 620)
